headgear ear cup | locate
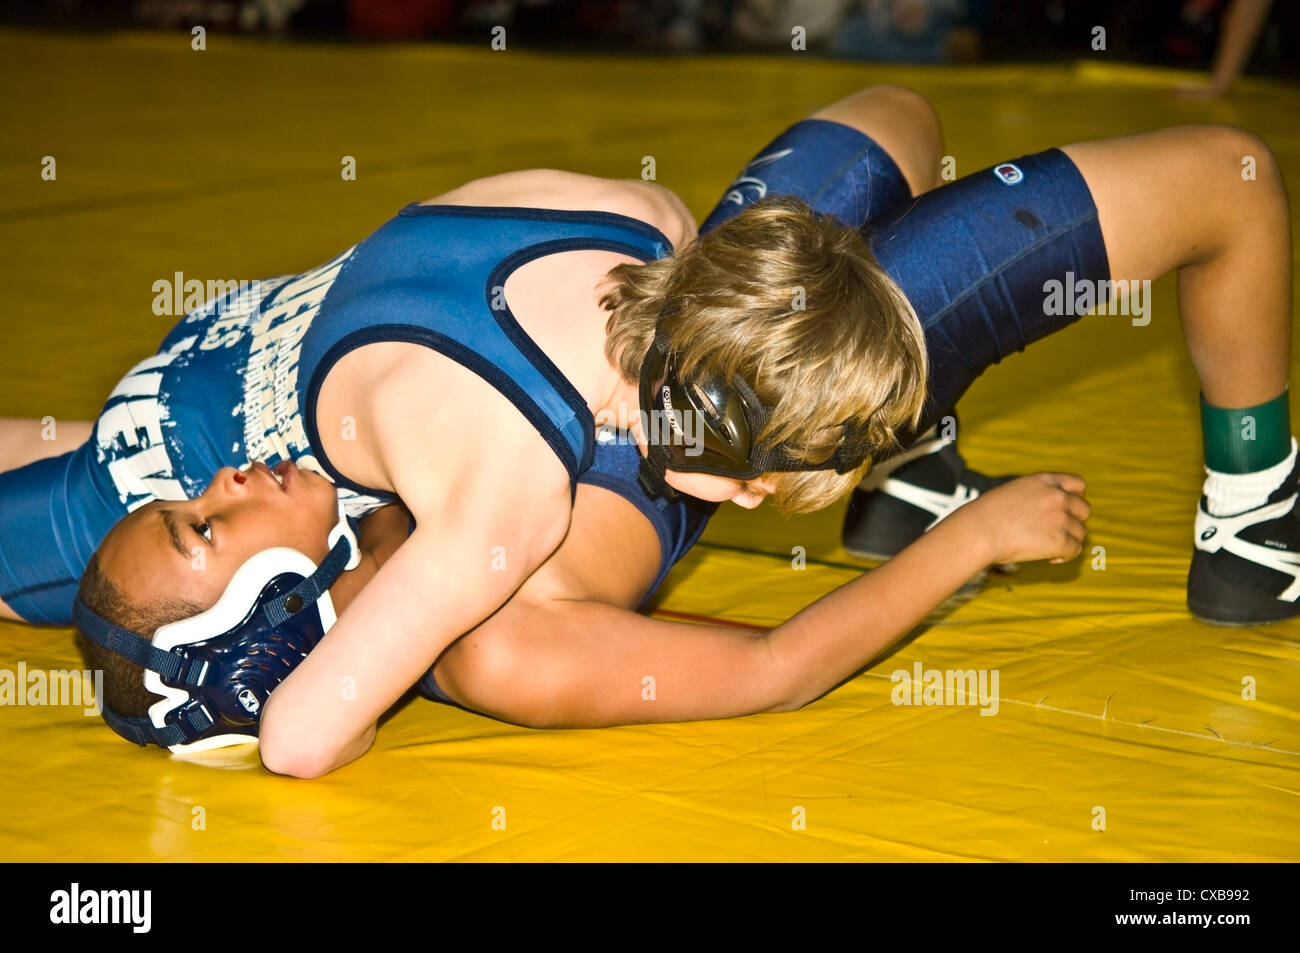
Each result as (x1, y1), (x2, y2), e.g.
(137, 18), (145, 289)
(328, 498), (362, 571)
(636, 330), (870, 494)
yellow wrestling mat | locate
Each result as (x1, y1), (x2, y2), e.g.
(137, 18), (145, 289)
(1, 29), (1297, 862)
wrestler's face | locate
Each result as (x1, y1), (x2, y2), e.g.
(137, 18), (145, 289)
(625, 409), (777, 507)
(660, 470), (777, 509)
(97, 461), (340, 609)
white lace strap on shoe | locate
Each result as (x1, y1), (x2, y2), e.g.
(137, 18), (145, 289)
(878, 477), (980, 531)
(1194, 494), (1300, 602)
(858, 428), (951, 492)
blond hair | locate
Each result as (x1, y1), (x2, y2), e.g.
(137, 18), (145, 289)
(599, 194), (929, 515)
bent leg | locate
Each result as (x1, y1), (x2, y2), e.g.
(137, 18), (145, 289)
(863, 124), (1292, 435)
(1062, 125), (1291, 408)
(699, 84), (941, 234)
(1062, 127), (1300, 624)
(808, 84), (944, 197)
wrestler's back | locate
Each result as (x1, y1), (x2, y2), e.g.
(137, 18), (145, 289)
(310, 170), (697, 500)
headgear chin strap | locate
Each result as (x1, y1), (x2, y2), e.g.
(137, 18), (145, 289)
(74, 504), (362, 755)
(635, 330), (871, 500)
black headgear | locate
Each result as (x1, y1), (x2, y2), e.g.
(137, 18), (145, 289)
(635, 329), (870, 499)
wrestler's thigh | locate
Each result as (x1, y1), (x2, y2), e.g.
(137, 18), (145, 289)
(867, 148), (1111, 436)
(0, 450), (102, 624)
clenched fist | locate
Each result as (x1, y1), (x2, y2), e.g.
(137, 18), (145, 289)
(967, 472), (1091, 566)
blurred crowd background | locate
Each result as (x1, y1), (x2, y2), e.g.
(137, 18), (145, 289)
(1, 1), (1295, 79)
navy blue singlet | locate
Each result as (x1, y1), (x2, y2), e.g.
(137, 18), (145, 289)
(0, 204), (718, 624)
(296, 203), (718, 598)
(300, 204), (666, 493)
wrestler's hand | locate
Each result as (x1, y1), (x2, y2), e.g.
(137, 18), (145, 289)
(968, 472), (1090, 566)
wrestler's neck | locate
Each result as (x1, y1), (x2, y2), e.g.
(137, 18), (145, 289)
(322, 502), (410, 616)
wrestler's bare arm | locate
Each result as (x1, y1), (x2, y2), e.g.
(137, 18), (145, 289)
(432, 473), (1087, 728)
(256, 360), (573, 779)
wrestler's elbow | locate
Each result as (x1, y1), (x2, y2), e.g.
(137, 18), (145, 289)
(752, 631), (815, 715)
(763, 665), (834, 714)
(259, 734), (326, 780)
(763, 693), (813, 715)
(258, 716), (328, 778)
(258, 698), (374, 779)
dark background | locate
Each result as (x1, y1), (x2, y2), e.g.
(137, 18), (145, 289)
(0, 0), (1295, 77)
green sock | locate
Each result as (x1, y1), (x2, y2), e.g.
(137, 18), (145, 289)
(1200, 387), (1291, 474)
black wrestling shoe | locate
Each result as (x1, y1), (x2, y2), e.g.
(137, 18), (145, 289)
(842, 426), (1018, 562)
(1187, 454), (1300, 626)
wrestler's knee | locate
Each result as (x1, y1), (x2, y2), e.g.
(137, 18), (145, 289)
(814, 85), (943, 193)
(871, 84), (940, 125)
(1199, 124), (1280, 186)
(825, 84), (938, 130)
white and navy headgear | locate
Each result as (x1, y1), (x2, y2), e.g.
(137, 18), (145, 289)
(73, 505), (361, 754)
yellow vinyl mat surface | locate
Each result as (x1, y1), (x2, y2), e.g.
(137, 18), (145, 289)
(1, 30), (1297, 861)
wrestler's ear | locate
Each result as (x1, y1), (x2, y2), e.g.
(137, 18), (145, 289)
(74, 550), (202, 721)
(732, 479), (774, 509)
